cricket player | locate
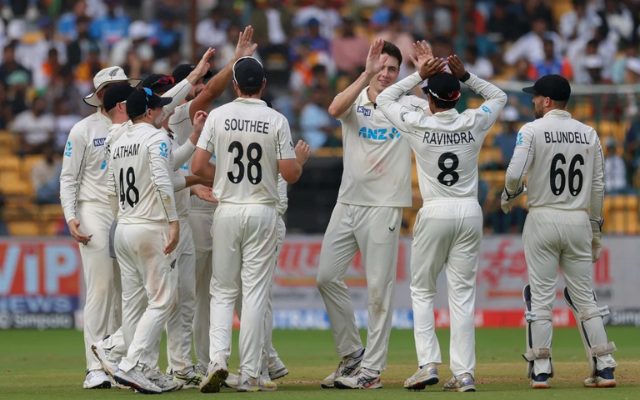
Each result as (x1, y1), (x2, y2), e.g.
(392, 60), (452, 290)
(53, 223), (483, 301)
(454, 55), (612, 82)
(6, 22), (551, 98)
(377, 45), (507, 391)
(109, 88), (178, 394)
(60, 66), (139, 389)
(192, 56), (310, 393)
(501, 74), (617, 389)
(316, 39), (428, 390)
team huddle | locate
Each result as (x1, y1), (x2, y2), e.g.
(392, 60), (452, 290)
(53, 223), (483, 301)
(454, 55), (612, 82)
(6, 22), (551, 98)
(60, 25), (617, 394)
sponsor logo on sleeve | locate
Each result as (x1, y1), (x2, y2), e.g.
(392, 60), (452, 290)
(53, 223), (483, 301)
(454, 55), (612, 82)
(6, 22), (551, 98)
(481, 105), (491, 113)
(64, 141), (72, 157)
(516, 132), (524, 146)
(100, 160), (107, 170)
(159, 142), (169, 158)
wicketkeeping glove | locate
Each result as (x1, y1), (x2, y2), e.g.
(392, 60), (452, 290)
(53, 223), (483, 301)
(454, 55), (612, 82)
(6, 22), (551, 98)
(500, 185), (526, 214)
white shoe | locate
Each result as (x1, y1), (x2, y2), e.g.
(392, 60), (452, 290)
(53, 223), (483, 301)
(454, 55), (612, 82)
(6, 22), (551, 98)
(443, 373), (476, 392)
(224, 372), (240, 389)
(146, 368), (182, 392)
(200, 359), (229, 393)
(268, 357), (289, 380)
(404, 363), (439, 390)
(83, 369), (111, 389)
(172, 366), (202, 389)
(91, 338), (118, 377)
(260, 367), (277, 391)
(113, 364), (161, 394)
(334, 367), (382, 389)
(237, 373), (260, 392)
(320, 349), (364, 388)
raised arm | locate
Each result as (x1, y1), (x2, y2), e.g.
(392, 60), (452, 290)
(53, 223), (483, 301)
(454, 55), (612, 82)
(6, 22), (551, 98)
(189, 26), (257, 120)
(328, 38), (384, 118)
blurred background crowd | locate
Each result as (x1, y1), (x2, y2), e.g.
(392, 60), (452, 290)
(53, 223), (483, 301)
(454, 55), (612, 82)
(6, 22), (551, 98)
(0, 0), (639, 237)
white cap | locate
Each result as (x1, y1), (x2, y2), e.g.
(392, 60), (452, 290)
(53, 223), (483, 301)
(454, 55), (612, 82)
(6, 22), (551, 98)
(83, 66), (141, 107)
(627, 58), (640, 75)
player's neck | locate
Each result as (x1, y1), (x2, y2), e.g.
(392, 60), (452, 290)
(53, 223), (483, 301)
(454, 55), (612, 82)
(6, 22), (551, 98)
(366, 86), (380, 105)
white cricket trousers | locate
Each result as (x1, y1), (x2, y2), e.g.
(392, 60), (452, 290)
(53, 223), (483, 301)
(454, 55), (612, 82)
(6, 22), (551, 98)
(77, 201), (121, 371)
(208, 204), (277, 378)
(410, 198), (482, 376)
(189, 209), (213, 370)
(317, 203), (402, 372)
(523, 208), (616, 375)
(115, 222), (178, 373)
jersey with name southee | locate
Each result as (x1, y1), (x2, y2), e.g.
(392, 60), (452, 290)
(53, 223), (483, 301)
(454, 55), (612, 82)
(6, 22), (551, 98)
(197, 97), (295, 205)
(337, 87), (429, 207)
(109, 122), (178, 223)
(507, 109), (603, 211)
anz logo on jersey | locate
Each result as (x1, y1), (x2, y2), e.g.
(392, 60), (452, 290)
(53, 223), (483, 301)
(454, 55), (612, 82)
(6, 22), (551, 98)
(358, 126), (401, 142)
(159, 142), (169, 158)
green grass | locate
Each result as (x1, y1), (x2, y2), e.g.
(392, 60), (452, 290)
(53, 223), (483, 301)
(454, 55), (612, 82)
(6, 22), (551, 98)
(0, 328), (639, 399)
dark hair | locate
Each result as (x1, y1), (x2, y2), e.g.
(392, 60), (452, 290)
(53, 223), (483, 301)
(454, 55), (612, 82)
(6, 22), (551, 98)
(238, 84), (262, 96)
(382, 41), (402, 67)
(432, 97), (458, 110)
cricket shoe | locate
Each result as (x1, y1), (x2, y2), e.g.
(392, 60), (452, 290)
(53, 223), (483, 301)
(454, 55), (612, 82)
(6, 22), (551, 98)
(584, 368), (616, 388)
(223, 372), (239, 389)
(83, 369), (111, 389)
(320, 348), (364, 388)
(200, 358), (229, 393)
(170, 366), (202, 389)
(260, 368), (278, 391)
(443, 373), (476, 392)
(530, 373), (551, 389)
(334, 367), (382, 389)
(113, 364), (162, 394)
(91, 337), (118, 377)
(268, 357), (289, 380)
(146, 368), (182, 392)
(404, 363), (439, 390)
(237, 373), (261, 392)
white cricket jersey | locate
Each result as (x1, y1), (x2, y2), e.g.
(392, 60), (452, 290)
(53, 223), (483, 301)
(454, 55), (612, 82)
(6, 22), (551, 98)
(377, 72), (507, 202)
(337, 86), (428, 207)
(60, 110), (112, 222)
(169, 100), (216, 211)
(197, 97), (296, 205)
(505, 109), (604, 220)
(170, 133), (190, 219)
(109, 122), (178, 223)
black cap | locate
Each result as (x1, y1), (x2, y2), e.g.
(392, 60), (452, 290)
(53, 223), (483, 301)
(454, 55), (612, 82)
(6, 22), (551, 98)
(172, 63), (213, 83)
(522, 74), (571, 101)
(232, 57), (265, 91)
(142, 73), (175, 94)
(422, 72), (461, 102)
(126, 87), (172, 119)
(103, 83), (135, 112)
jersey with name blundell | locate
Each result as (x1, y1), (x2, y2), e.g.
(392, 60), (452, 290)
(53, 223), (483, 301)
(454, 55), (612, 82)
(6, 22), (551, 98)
(377, 72), (507, 201)
(197, 97), (295, 205)
(505, 109), (604, 212)
(109, 122), (178, 223)
(338, 87), (428, 207)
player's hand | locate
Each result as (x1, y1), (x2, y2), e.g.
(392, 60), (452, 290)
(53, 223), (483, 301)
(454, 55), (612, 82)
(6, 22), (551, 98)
(410, 40), (433, 70)
(189, 47), (215, 84)
(164, 220), (180, 255)
(500, 185), (526, 214)
(192, 184), (218, 203)
(68, 218), (92, 245)
(447, 54), (467, 80)
(418, 57), (446, 80)
(193, 110), (208, 134)
(234, 25), (257, 59)
(365, 38), (386, 77)
(294, 140), (311, 166)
